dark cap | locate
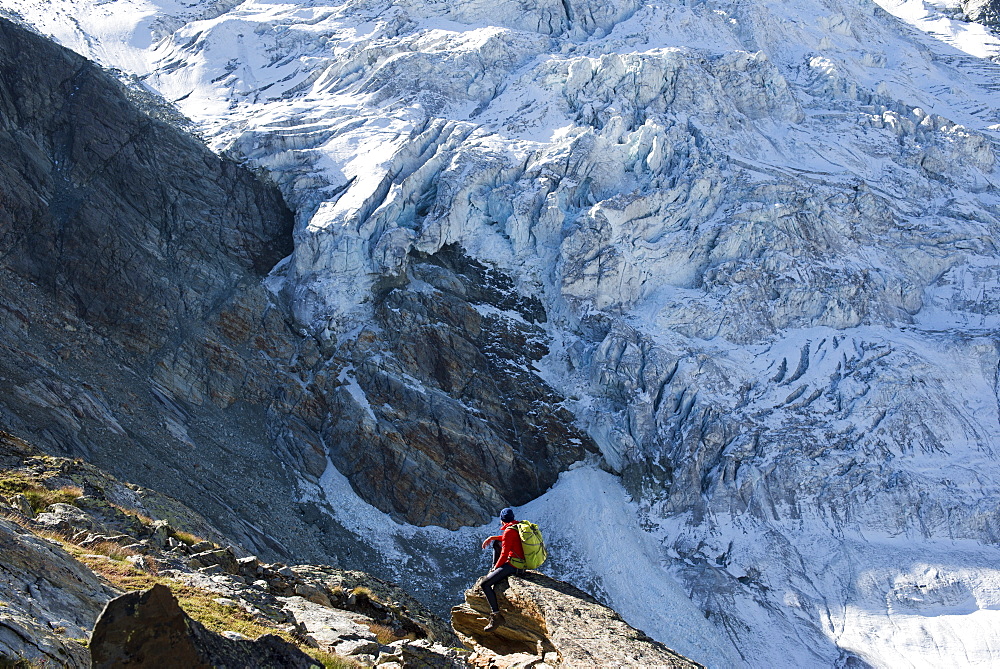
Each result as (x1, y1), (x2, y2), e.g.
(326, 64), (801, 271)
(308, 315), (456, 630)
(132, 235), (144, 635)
(500, 507), (515, 523)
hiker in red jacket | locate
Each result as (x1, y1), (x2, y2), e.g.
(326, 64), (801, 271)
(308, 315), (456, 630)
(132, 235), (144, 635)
(479, 507), (524, 632)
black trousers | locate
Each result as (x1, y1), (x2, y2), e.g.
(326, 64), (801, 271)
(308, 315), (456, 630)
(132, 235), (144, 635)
(481, 540), (517, 613)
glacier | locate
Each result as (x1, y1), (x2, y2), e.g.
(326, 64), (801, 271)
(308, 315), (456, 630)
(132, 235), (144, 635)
(4, 0), (1000, 665)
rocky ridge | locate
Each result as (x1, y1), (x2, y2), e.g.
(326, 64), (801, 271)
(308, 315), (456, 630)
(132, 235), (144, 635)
(0, 431), (464, 667)
(0, 431), (695, 668)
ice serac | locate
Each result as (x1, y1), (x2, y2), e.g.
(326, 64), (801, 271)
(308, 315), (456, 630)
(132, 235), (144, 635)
(4, 0), (1000, 665)
(962, 0), (1000, 28)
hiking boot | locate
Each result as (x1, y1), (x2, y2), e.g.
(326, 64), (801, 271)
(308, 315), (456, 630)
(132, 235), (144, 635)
(484, 612), (505, 632)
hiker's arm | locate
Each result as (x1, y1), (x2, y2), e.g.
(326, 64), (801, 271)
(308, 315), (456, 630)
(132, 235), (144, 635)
(481, 535), (500, 549)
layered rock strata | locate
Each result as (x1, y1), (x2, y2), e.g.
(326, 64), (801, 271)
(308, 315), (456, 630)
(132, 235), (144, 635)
(452, 572), (701, 668)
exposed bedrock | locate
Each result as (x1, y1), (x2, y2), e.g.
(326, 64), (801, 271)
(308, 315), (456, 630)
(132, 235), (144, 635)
(318, 244), (597, 527)
(451, 571), (701, 668)
(0, 17), (337, 568)
(0, 19), (293, 354)
(0, 17), (379, 575)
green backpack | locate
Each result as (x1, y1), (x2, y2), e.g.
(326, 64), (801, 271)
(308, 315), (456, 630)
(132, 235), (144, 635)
(509, 520), (547, 570)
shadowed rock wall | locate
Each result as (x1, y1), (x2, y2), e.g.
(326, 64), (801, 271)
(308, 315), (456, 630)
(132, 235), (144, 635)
(0, 17), (293, 352)
(0, 16), (331, 564)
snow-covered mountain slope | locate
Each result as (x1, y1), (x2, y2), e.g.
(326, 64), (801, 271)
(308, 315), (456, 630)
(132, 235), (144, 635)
(6, 0), (1000, 665)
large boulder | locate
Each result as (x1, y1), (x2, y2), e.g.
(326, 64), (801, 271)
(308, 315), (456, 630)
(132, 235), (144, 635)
(89, 584), (317, 668)
(451, 572), (701, 668)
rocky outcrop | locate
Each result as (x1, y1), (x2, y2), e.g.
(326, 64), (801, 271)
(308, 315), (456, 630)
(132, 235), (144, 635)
(323, 244), (598, 527)
(89, 584), (316, 669)
(451, 572), (701, 668)
(0, 433), (466, 666)
(0, 516), (115, 667)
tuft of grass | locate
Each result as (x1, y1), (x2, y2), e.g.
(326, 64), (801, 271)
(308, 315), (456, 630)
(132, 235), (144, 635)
(305, 649), (360, 668)
(84, 541), (137, 562)
(0, 471), (83, 512)
(110, 504), (154, 526)
(22, 485), (83, 512)
(350, 586), (371, 601)
(173, 589), (284, 641)
(365, 622), (411, 645)
(2, 514), (70, 544)
(170, 529), (204, 546)
(75, 552), (159, 590)
(0, 471), (38, 496)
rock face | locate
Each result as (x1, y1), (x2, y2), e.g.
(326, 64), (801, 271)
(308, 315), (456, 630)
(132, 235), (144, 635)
(0, 13), (324, 569)
(452, 572), (701, 668)
(0, 17), (293, 352)
(325, 244), (597, 527)
(0, 516), (116, 667)
(89, 584), (316, 669)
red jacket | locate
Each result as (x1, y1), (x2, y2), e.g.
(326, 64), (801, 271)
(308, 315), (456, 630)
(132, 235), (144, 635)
(488, 521), (524, 569)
